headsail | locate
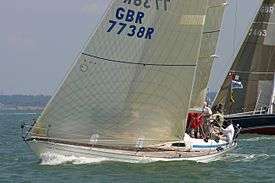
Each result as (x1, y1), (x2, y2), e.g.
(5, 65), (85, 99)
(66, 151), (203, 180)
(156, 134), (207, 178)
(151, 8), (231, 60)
(32, 0), (209, 147)
(214, 0), (275, 114)
(190, 0), (227, 108)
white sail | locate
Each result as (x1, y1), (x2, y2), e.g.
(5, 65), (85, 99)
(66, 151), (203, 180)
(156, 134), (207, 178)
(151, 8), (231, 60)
(255, 80), (273, 111)
(190, 0), (227, 108)
(32, 0), (210, 147)
(270, 73), (275, 113)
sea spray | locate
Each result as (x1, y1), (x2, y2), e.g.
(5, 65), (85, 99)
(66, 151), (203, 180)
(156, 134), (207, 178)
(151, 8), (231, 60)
(40, 152), (107, 165)
(220, 153), (270, 162)
(240, 136), (275, 142)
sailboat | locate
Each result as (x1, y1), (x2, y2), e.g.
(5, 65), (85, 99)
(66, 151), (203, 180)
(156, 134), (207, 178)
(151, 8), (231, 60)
(22, 0), (237, 163)
(214, 0), (275, 134)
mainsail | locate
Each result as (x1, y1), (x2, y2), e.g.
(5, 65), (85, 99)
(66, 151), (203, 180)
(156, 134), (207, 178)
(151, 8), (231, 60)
(214, 0), (275, 114)
(31, 0), (210, 148)
(190, 0), (227, 108)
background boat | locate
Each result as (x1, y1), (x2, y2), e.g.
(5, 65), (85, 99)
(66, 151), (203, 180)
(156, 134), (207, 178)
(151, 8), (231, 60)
(214, 0), (275, 134)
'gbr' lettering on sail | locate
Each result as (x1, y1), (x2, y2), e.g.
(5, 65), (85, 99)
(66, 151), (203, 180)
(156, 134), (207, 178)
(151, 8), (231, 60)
(106, 0), (171, 39)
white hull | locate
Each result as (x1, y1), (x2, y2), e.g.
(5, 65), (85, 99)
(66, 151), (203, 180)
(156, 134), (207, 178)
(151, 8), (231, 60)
(26, 137), (236, 163)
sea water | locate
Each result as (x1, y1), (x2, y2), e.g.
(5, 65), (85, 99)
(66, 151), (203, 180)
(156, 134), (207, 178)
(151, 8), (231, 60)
(1, 111), (275, 183)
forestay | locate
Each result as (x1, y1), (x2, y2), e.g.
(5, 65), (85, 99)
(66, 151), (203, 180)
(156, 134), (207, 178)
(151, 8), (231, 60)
(32, 0), (209, 147)
(214, 0), (275, 114)
(190, 0), (227, 108)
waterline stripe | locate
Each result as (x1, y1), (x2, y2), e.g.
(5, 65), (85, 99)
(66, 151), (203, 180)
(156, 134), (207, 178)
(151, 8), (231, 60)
(192, 143), (229, 148)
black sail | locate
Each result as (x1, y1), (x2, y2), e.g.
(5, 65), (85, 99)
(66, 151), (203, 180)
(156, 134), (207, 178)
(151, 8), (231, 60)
(214, 0), (275, 114)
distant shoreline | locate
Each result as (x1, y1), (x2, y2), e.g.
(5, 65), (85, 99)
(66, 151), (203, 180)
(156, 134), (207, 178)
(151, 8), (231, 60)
(0, 95), (50, 111)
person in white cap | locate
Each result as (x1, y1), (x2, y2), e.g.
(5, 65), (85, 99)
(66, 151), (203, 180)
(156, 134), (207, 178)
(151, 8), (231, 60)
(203, 102), (212, 116)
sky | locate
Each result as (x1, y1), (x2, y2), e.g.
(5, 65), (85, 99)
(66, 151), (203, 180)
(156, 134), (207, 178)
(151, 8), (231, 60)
(0, 0), (260, 95)
(0, 0), (110, 95)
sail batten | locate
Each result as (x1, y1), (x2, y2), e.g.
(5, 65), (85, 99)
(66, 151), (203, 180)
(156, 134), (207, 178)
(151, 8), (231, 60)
(81, 52), (197, 67)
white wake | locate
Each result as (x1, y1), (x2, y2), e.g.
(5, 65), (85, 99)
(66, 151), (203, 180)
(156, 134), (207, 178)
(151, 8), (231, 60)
(220, 153), (270, 162)
(240, 136), (275, 142)
(40, 152), (108, 165)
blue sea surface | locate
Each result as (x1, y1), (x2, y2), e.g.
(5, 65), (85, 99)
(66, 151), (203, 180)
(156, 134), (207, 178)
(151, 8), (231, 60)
(1, 111), (275, 183)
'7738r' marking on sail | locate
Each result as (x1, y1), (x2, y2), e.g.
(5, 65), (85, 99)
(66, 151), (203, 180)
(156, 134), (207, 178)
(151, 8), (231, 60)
(106, 7), (155, 39)
(107, 20), (154, 39)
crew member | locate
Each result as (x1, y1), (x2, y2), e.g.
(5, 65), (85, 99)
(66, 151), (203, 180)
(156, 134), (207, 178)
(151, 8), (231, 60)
(203, 102), (212, 116)
(220, 120), (235, 144)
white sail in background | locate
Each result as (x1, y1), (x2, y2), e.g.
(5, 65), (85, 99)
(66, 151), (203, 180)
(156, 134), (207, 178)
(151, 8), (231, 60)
(190, 0), (227, 108)
(256, 80), (273, 111)
(270, 73), (275, 113)
(32, 0), (210, 147)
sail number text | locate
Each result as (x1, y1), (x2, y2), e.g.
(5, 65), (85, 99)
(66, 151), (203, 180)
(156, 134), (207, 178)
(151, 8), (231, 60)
(249, 28), (267, 38)
(260, 5), (274, 14)
(123, 0), (171, 11)
(107, 7), (155, 39)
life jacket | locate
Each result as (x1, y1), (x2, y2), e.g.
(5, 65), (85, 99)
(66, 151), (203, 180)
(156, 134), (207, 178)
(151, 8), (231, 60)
(187, 112), (203, 129)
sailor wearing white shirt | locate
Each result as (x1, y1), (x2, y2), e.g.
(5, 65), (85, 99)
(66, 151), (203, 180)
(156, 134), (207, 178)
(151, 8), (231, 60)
(220, 121), (235, 144)
(203, 102), (212, 116)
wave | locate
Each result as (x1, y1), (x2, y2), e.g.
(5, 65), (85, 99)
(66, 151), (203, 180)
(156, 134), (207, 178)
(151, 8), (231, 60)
(240, 136), (275, 142)
(40, 152), (107, 165)
(220, 153), (270, 162)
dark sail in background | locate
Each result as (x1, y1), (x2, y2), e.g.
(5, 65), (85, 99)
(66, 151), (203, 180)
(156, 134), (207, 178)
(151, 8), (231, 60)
(214, 0), (275, 114)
